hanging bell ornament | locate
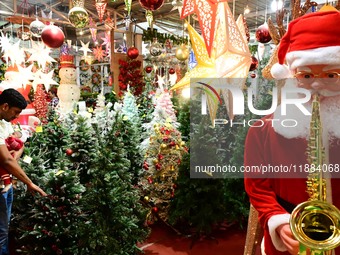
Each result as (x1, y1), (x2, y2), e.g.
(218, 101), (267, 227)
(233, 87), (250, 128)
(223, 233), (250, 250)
(175, 44), (189, 61)
(30, 19), (45, 38)
(68, 6), (89, 28)
(149, 38), (163, 57)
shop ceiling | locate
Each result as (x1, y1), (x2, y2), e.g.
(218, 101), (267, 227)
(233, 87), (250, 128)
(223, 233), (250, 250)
(0, 0), (335, 44)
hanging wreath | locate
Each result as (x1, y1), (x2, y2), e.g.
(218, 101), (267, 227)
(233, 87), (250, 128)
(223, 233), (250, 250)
(91, 60), (101, 73)
(79, 59), (89, 71)
(92, 73), (101, 86)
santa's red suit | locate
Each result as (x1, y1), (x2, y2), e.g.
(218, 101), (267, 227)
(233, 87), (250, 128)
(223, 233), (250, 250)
(244, 113), (340, 255)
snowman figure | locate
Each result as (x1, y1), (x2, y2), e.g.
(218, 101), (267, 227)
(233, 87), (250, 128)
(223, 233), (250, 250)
(57, 55), (80, 114)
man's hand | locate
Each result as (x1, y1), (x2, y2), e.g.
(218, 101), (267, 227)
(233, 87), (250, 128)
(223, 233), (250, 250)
(26, 182), (47, 197)
(276, 223), (300, 255)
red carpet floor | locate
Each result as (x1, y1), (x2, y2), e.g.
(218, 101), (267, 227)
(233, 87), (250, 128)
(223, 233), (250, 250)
(139, 223), (248, 255)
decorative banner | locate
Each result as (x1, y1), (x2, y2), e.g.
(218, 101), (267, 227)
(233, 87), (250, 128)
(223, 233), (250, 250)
(181, 0), (220, 57)
(95, 0), (107, 22)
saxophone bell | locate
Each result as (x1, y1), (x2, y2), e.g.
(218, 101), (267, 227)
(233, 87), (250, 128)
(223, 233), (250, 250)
(290, 94), (340, 254)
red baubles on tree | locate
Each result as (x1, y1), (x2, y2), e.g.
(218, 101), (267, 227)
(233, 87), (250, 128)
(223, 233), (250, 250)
(139, 0), (165, 11)
(168, 68), (175, 75)
(249, 56), (259, 71)
(66, 148), (73, 156)
(41, 25), (65, 48)
(255, 23), (272, 44)
(127, 47), (139, 59)
(145, 66), (153, 73)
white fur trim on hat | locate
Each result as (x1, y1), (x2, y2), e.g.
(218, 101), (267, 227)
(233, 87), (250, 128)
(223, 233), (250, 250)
(270, 63), (291, 80)
(267, 214), (290, 252)
(286, 45), (340, 70)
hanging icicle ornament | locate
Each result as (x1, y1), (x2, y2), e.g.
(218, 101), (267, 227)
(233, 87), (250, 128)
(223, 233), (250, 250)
(95, 0), (107, 22)
(68, 0), (89, 28)
(125, 0), (132, 16)
(145, 10), (153, 27)
(123, 14), (132, 30)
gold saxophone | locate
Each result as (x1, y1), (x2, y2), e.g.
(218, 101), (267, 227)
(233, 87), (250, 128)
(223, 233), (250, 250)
(290, 93), (340, 255)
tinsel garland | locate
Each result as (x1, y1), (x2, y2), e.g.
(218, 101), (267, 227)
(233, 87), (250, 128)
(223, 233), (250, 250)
(118, 58), (145, 96)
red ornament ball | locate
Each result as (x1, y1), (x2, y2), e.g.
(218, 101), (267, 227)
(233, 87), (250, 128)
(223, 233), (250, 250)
(249, 56), (259, 71)
(139, 0), (164, 11)
(255, 24), (272, 44)
(66, 148), (73, 156)
(152, 207), (159, 213)
(145, 66), (153, 73)
(127, 47), (139, 59)
(41, 25), (65, 48)
(169, 68), (175, 75)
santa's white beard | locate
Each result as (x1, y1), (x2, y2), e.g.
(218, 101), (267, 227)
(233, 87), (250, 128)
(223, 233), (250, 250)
(273, 93), (340, 139)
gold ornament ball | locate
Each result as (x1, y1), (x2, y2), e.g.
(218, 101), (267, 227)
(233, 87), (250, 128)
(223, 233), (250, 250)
(144, 196), (150, 202)
(153, 158), (159, 164)
(175, 44), (190, 61)
(180, 141), (185, 146)
(161, 143), (167, 149)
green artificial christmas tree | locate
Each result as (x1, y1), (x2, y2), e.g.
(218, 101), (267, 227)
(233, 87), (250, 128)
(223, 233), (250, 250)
(13, 146), (86, 255)
(76, 101), (150, 254)
(63, 113), (99, 183)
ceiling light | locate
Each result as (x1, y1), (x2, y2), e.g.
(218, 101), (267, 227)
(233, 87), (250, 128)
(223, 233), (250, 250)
(244, 5), (250, 15)
(271, 0), (283, 11)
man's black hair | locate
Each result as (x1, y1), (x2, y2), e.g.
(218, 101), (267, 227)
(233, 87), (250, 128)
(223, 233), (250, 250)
(0, 89), (28, 109)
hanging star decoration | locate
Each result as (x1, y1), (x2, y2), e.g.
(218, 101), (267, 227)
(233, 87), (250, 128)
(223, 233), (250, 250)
(18, 64), (34, 87)
(89, 17), (98, 43)
(79, 40), (92, 58)
(157, 75), (166, 88)
(32, 69), (58, 91)
(93, 45), (106, 61)
(181, 0), (222, 57)
(0, 32), (10, 54)
(2, 40), (25, 66)
(171, 22), (217, 91)
(214, 3), (251, 79)
(214, 2), (251, 120)
(27, 41), (56, 68)
(95, 0), (107, 22)
(170, 23), (219, 123)
(101, 32), (111, 54)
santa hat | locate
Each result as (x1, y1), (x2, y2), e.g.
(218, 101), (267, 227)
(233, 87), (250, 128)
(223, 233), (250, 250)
(59, 55), (75, 68)
(271, 9), (340, 80)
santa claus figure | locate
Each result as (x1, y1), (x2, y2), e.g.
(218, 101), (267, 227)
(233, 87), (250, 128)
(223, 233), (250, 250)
(244, 8), (340, 255)
(57, 55), (80, 114)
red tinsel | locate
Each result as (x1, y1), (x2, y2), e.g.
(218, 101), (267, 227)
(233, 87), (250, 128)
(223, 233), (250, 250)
(118, 58), (145, 96)
(33, 84), (48, 124)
